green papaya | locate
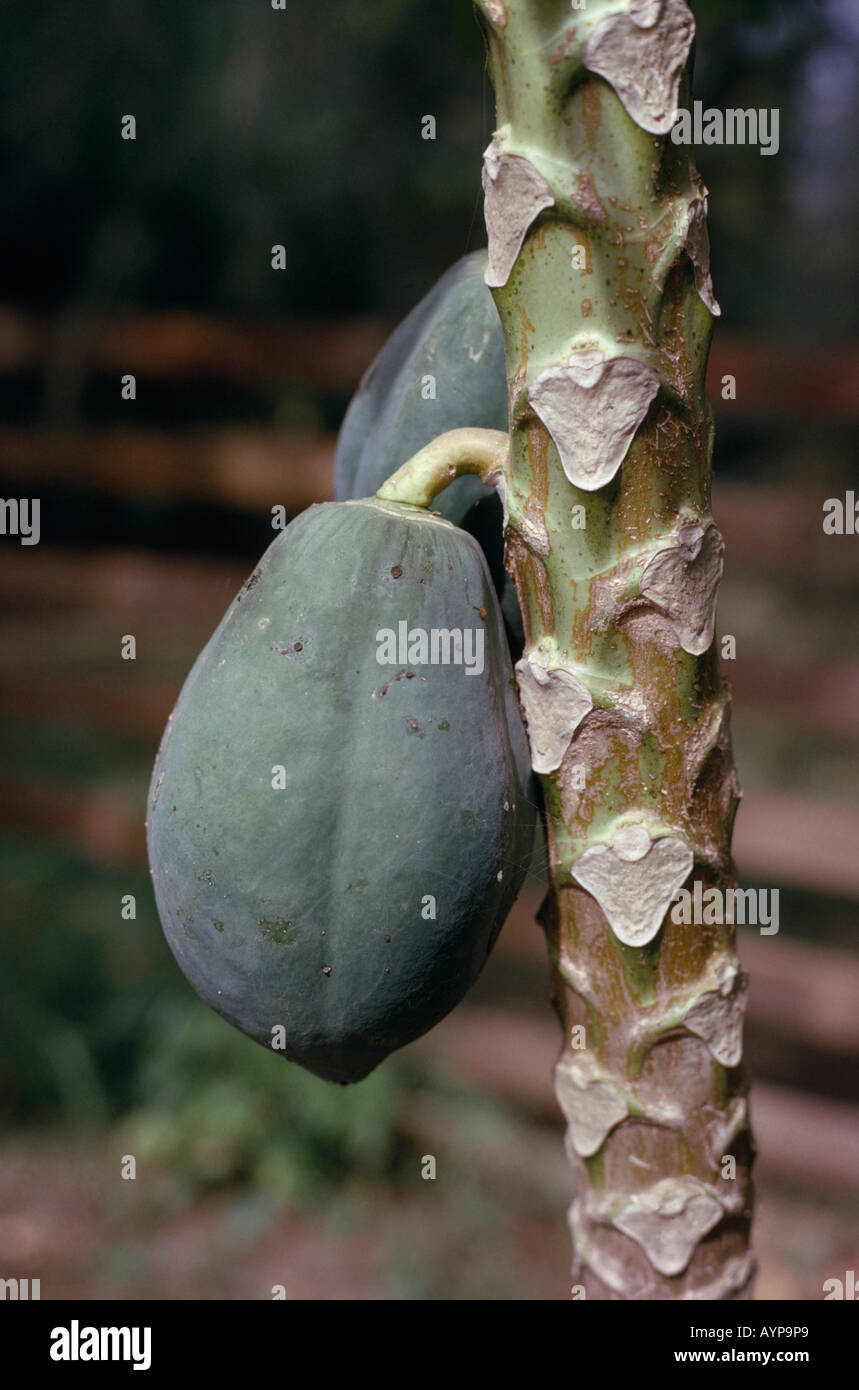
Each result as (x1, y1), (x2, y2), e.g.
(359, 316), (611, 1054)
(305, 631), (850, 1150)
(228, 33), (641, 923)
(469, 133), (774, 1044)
(147, 497), (536, 1085)
(334, 252), (524, 655)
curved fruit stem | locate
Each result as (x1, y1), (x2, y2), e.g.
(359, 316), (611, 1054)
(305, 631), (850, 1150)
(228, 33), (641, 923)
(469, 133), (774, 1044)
(376, 427), (510, 507)
(473, 0), (755, 1299)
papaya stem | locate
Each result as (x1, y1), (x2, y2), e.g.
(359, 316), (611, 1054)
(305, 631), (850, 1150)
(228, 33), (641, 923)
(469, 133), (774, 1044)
(376, 427), (509, 508)
(475, 0), (755, 1300)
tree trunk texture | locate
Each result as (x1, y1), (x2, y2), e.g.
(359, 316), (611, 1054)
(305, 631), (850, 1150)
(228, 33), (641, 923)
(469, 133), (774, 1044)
(473, 0), (755, 1299)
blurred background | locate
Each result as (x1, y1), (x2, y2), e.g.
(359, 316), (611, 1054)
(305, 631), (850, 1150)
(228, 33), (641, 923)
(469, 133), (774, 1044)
(0, 0), (857, 1299)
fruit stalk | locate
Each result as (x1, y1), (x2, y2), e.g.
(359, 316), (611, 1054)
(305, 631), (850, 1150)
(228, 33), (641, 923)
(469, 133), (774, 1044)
(377, 427), (509, 506)
(470, 0), (754, 1298)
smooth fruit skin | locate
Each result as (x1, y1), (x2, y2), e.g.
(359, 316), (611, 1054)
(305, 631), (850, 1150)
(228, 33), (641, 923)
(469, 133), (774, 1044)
(147, 498), (536, 1084)
(334, 252), (507, 521)
(334, 252), (524, 655)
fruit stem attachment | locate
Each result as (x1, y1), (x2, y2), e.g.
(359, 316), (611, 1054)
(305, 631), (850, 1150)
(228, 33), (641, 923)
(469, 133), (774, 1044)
(376, 427), (509, 508)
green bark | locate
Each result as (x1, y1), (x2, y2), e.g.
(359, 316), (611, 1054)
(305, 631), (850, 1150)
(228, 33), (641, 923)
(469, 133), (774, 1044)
(383, 0), (754, 1299)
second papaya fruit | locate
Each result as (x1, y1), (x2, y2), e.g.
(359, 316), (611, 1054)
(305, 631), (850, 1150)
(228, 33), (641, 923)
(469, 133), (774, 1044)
(334, 252), (523, 654)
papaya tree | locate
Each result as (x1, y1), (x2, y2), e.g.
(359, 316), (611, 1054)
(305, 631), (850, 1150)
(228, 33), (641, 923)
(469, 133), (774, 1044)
(147, 0), (754, 1300)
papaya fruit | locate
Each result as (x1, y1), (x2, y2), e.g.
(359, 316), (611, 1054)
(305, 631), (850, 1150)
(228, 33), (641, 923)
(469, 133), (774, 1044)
(334, 252), (507, 518)
(334, 252), (524, 655)
(147, 496), (536, 1084)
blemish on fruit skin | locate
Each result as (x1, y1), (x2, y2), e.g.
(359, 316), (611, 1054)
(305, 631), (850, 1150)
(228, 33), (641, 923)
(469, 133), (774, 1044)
(212, 919), (224, 933)
(322, 966), (332, 976)
(461, 810), (476, 827)
(438, 719), (450, 731)
(258, 917), (300, 946)
(406, 717), (425, 737)
(391, 565), (403, 578)
(377, 669), (417, 699)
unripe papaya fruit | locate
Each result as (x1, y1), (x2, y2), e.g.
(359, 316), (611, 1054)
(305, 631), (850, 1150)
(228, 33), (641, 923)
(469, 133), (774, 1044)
(334, 252), (524, 654)
(335, 253), (507, 519)
(147, 496), (536, 1084)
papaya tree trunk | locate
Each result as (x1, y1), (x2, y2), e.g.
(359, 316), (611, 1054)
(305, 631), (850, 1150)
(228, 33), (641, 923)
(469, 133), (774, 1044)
(472, 0), (755, 1299)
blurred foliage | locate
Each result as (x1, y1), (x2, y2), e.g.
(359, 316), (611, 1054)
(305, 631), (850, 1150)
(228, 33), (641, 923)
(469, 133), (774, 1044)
(120, 1003), (407, 1206)
(1, 0), (487, 319)
(691, 0), (859, 343)
(0, 834), (170, 1126)
(0, 827), (414, 1203)
(694, 0), (778, 28)
(0, 715), (153, 785)
(1, 0), (855, 339)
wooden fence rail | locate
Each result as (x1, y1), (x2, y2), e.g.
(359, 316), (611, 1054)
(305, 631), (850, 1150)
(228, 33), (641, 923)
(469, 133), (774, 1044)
(0, 433), (855, 587)
(1, 307), (857, 417)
